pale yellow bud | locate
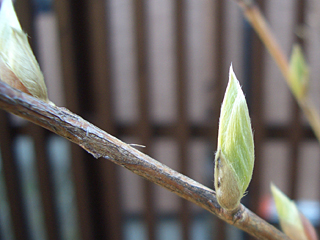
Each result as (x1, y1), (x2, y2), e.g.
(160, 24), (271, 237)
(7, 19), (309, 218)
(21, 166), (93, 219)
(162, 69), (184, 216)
(0, 0), (49, 101)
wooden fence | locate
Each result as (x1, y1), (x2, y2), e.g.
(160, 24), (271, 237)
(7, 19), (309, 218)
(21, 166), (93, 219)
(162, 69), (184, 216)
(0, 0), (320, 239)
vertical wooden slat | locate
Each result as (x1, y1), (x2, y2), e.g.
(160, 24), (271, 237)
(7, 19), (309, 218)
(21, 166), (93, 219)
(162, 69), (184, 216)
(248, 33), (265, 240)
(0, 112), (31, 240)
(53, 0), (80, 113)
(248, 0), (266, 215)
(246, 2), (267, 240)
(133, 1), (156, 239)
(15, 1), (62, 239)
(212, 1), (228, 239)
(53, 1), (95, 239)
(175, 1), (191, 239)
(16, 1), (62, 239)
(288, 103), (302, 199)
(63, 0), (109, 237)
(288, 0), (306, 200)
(29, 126), (61, 240)
(14, 0), (33, 40)
(85, 0), (122, 239)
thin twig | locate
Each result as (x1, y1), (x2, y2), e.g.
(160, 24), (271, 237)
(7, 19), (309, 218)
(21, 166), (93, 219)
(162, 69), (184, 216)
(235, 0), (320, 142)
(0, 81), (290, 240)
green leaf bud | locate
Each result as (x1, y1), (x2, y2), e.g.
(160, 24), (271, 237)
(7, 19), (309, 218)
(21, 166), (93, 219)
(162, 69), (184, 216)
(289, 44), (309, 100)
(214, 65), (254, 211)
(271, 183), (315, 240)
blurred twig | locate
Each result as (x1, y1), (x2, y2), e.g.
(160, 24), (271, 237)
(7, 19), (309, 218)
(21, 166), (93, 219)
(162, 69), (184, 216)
(235, 0), (320, 142)
(0, 81), (290, 240)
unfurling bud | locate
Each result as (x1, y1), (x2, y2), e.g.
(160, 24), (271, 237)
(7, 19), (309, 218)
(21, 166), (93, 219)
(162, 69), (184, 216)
(214, 65), (254, 211)
(271, 184), (318, 240)
(289, 44), (309, 100)
(0, 0), (49, 101)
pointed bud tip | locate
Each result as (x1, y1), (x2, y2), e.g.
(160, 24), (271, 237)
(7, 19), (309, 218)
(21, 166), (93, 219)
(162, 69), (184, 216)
(0, 0), (21, 30)
(0, 0), (49, 102)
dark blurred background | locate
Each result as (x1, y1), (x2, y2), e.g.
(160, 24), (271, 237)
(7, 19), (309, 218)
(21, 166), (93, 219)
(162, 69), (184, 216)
(0, 0), (320, 239)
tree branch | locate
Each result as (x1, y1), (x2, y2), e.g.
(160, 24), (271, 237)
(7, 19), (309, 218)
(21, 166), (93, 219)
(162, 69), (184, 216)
(0, 81), (289, 240)
(235, 0), (320, 143)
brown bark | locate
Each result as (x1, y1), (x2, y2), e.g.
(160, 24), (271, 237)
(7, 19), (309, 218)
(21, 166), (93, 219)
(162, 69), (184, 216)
(0, 81), (290, 240)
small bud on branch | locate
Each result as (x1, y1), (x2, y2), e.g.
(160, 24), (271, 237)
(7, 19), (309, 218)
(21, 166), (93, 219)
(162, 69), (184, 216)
(215, 65), (254, 211)
(271, 183), (318, 240)
(0, 0), (49, 101)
